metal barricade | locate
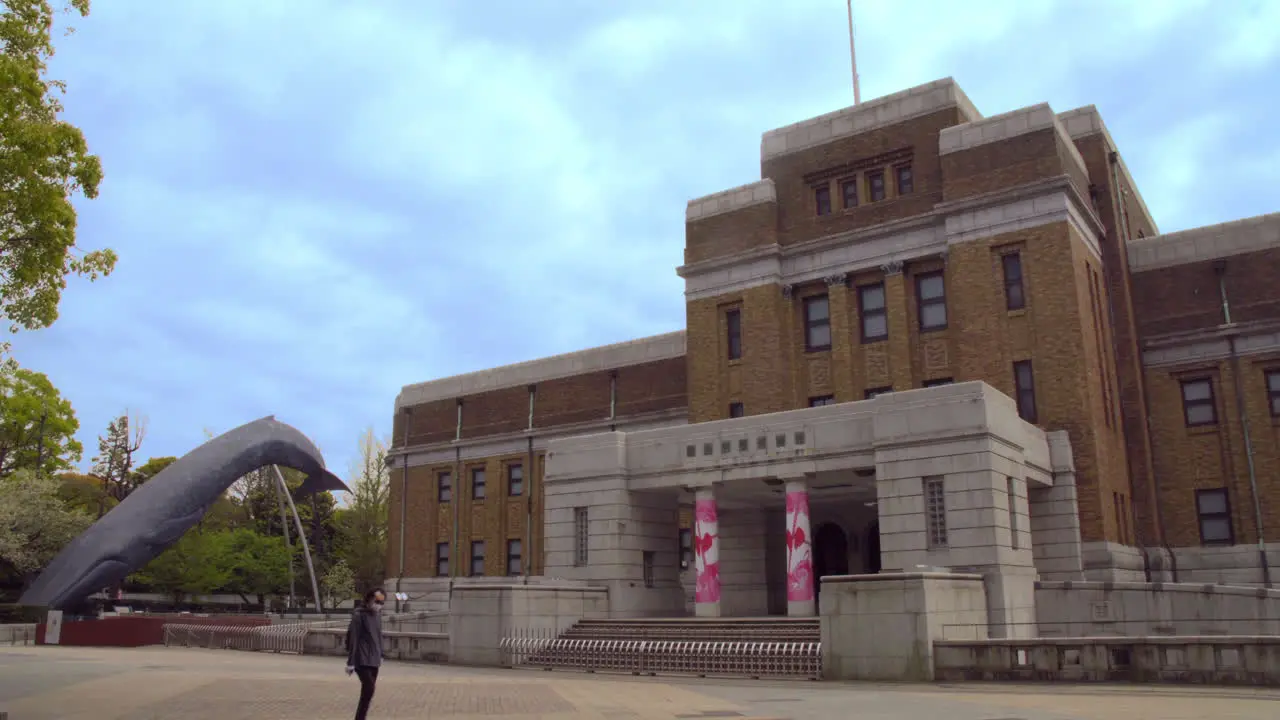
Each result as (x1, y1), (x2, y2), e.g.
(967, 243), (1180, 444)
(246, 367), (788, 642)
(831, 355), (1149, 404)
(502, 631), (822, 679)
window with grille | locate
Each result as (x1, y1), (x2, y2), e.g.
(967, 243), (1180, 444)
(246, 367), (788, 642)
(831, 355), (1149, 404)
(808, 395), (836, 407)
(469, 540), (485, 576)
(867, 170), (886, 202)
(1013, 360), (1038, 423)
(896, 165), (914, 195)
(508, 464), (523, 496)
(728, 402), (744, 418)
(437, 471), (452, 503)
(679, 528), (692, 570)
(916, 271), (947, 331)
(643, 551), (656, 588)
(1181, 378), (1217, 427)
(803, 295), (832, 351)
(841, 177), (859, 208)
(726, 309), (742, 360)
(1002, 252), (1025, 310)
(859, 283), (887, 342)
(435, 542), (449, 577)
(1196, 488), (1233, 545)
(1266, 370), (1280, 417)
(506, 539), (522, 576)
(925, 476), (948, 548)
(574, 507), (589, 566)
(815, 184), (832, 215)
(471, 467), (486, 500)
(1007, 478), (1019, 549)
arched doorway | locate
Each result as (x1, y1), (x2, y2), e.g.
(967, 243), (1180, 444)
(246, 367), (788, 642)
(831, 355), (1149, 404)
(813, 523), (849, 608)
(865, 522), (881, 574)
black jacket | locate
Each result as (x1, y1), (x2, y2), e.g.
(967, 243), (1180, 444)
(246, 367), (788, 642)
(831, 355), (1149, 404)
(345, 606), (383, 668)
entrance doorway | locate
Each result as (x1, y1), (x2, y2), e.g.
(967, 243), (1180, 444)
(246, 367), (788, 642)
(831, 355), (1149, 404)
(813, 523), (849, 608)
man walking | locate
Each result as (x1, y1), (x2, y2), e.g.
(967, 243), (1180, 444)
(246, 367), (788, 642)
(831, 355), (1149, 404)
(346, 588), (385, 720)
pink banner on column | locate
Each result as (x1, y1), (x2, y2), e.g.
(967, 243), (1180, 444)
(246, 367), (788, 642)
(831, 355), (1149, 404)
(785, 488), (814, 603)
(694, 497), (721, 603)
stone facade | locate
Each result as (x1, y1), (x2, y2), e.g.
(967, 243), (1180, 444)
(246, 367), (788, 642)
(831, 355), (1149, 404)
(385, 75), (1280, 611)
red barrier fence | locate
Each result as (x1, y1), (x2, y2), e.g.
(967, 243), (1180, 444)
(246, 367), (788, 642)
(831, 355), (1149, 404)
(37, 614), (270, 647)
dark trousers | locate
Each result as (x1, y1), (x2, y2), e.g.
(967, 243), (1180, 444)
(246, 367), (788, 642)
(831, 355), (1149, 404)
(354, 666), (379, 720)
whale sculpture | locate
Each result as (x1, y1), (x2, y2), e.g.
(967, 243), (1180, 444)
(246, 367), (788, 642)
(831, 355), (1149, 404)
(20, 416), (348, 610)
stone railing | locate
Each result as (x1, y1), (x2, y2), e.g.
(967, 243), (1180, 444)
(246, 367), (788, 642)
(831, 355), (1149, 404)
(1035, 580), (1280, 636)
(934, 635), (1280, 686)
(304, 628), (448, 663)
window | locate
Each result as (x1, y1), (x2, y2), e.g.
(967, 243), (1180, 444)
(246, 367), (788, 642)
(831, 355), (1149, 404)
(865, 386), (892, 399)
(841, 178), (859, 208)
(925, 476), (948, 548)
(471, 467), (486, 500)
(867, 170), (886, 202)
(1181, 378), (1217, 427)
(896, 165), (913, 195)
(1002, 253), (1025, 310)
(508, 464), (523, 497)
(1007, 478), (1020, 549)
(506, 539), (522, 576)
(809, 395), (836, 407)
(1267, 371), (1280, 417)
(642, 551), (656, 588)
(725, 309), (742, 360)
(1013, 360), (1038, 423)
(469, 540), (485, 576)
(859, 283), (888, 342)
(728, 402), (745, 418)
(679, 528), (693, 570)
(923, 378), (953, 388)
(574, 507), (589, 566)
(815, 184), (832, 216)
(803, 295), (832, 351)
(435, 542), (450, 577)
(437, 471), (452, 503)
(1196, 488), (1233, 545)
(916, 271), (947, 331)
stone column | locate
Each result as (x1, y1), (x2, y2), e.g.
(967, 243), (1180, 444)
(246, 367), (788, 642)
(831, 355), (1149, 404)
(785, 478), (816, 616)
(693, 487), (721, 617)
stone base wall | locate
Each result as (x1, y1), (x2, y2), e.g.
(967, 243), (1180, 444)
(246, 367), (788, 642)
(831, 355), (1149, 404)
(820, 572), (988, 681)
(447, 582), (609, 666)
(1035, 580), (1280, 637)
(1079, 542), (1280, 587)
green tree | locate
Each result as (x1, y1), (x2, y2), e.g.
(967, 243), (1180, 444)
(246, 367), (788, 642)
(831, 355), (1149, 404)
(130, 455), (174, 486)
(0, 1), (116, 339)
(131, 528), (231, 605)
(89, 412), (145, 509)
(338, 428), (388, 592)
(0, 357), (81, 477)
(223, 528), (290, 606)
(0, 469), (91, 585)
(321, 558), (355, 608)
(55, 470), (113, 515)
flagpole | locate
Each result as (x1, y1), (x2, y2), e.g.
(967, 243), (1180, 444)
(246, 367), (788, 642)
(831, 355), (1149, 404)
(847, 0), (861, 104)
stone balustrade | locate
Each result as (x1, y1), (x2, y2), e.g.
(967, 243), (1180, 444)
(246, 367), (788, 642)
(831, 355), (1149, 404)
(934, 635), (1280, 686)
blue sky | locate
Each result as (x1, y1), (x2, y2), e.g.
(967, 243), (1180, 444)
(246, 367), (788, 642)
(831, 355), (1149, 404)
(11, 0), (1279, 486)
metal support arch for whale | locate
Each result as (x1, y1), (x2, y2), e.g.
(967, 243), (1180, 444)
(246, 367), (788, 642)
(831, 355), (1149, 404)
(20, 416), (350, 611)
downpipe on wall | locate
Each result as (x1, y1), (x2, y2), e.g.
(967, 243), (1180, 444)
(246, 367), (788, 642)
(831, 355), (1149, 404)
(1107, 152), (1176, 583)
(1214, 259), (1271, 588)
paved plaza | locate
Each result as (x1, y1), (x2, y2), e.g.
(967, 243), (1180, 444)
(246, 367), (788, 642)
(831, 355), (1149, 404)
(2, 646), (1279, 719)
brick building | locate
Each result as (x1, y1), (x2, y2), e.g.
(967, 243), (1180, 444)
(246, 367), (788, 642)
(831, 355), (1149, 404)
(385, 77), (1280, 618)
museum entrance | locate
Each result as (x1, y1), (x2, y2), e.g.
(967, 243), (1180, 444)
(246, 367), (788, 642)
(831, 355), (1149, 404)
(813, 522), (849, 610)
